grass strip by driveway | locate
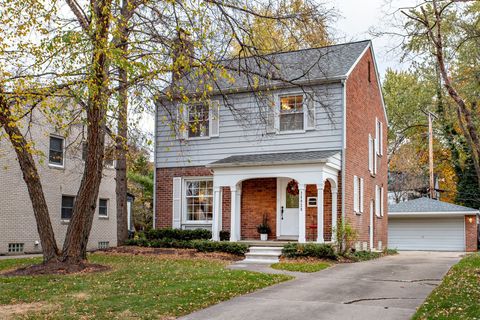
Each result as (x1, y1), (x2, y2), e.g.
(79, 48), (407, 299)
(271, 260), (331, 273)
(413, 253), (480, 320)
(0, 253), (291, 319)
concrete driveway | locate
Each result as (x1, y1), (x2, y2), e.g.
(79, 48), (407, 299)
(180, 251), (462, 320)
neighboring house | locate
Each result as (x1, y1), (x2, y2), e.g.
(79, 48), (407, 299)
(0, 108), (117, 255)
(155, 40), (388, 250)
(388, 197), (479, 252)
(388, 171), (441, 204)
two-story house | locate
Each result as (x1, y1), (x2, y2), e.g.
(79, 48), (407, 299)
(0, 107), (117, 255)
(154, 40), (388, 250)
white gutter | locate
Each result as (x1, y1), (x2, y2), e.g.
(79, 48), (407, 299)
(389, 211), (479, 218)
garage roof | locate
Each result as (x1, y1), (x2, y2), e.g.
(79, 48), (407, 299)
(389, 197), (478, 216)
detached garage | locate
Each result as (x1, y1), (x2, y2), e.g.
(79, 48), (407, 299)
(388, 198), (479, 252)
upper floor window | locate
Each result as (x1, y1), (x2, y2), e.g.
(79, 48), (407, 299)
(353, 175), (364, 214)
(188, 104), (209, 138)
(279, 95), (304, 132)
(375, 118), (383, 156)
(49, 136), (64, 166)
(185, 179), (213, 222)
(61, 195), (75, 220)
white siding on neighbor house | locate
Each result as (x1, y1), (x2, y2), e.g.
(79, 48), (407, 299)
(156, 83), (344, 168)
(388, 217), (465, 251)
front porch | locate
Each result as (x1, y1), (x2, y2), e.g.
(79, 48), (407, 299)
(207, 150), (341, 244)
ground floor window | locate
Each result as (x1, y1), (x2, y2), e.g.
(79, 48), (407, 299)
(8, 243), (24, 253)
(61, 195), (75, 220)
(185, 179), (213, 222)
(98, 241), (109, 249)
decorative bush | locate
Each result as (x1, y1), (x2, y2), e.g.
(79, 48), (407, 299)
(282, 243), (337, 260)
(145, 228), (212, 241)
(125, 238), (248, 256)
(219, 230), (230, 241)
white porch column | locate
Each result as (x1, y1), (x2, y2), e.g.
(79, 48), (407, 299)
(298, 184), (306, 243)
(230, 185), (241, 242)
(212, 187), (222, 241)
(235, 185), (242, 241)
(317, 183), (325, 243)
(331, 188), (338, 243)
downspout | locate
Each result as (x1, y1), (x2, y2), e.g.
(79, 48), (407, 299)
(152, 102), (158, 230)
(341, 79), (346, 224)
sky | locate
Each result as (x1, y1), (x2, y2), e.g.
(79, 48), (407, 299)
(329, 0), (421, 77)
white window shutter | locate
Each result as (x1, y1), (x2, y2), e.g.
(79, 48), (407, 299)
(380, 186), (384, 216)
(375, 185), (380, 217)
(368, 135), (373, 173)
(373, 138), (378, 175)
(353, 176), (359, 213)
(172, 177), (182, 228)
(266, 105), (276, 133)
(360, 178), (364, 213)
(209, 102), (220, 137)
(379, 121), (383, 156)
(375, 117), (379, 155)
(305, 93), (316, 130)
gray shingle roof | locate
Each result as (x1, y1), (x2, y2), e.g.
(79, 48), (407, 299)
(207, 150), (340, 167)
(180, 40), (371, 93)
(389, 197), (478, 213)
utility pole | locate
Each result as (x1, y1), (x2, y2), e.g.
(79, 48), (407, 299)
(427, 111), (438, 199)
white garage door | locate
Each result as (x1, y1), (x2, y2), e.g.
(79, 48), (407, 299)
(389, 217), (465, 251)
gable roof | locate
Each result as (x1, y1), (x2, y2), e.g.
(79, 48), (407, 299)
(207, 150), (340, 168)
(389, 197), (478, 215)
(179, 40), (371, 94)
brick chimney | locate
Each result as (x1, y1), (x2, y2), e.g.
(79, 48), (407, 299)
(172, 28), (193, 85)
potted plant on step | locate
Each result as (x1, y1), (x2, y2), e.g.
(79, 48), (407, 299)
(257, 214), (271, 241)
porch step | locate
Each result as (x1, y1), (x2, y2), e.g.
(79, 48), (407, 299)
(241, 246), (283, 264)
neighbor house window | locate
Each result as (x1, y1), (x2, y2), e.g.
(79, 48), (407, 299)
(279, 95), (304, 131)
(188, 104), (209, 138)
(99, 199), (108, 217)
(98, 241), (109, 249)
(185, 179), (213, 221)
(8, 243), (24, 253)
(82, 142), (87, 161)
(49, 136), (64, 166)
(61, 195), (75, 220)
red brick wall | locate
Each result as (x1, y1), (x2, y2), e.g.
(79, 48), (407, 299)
(345, 47), (388, 250)
(465, 215), (478, 252)
(221, 187), (231, 232)
(156, 166), (213, 229)
(240, 178), (277, 240)
(306, 182), (334, 242)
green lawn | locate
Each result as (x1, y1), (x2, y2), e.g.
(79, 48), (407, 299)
(413, 253), (480, 320)
(0, 253), (291, 319)
(271, 260), (331, 273)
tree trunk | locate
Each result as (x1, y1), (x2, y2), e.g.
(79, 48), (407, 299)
(61, 0), (112, 264)
(428, 0), (480, 188)
(0, 94), (59, 263)
(115, 0), (130, 246)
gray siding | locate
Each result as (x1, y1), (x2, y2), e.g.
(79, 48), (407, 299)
(156, 83), (344, 168)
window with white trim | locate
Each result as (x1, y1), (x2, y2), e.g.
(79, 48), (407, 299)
(188, 104), (209, 138)
(49, 135), (64, 166)
(185, 179), (213, 222)
(99, 198), (108, 217)
(61, 195), (75, 220)
(353, 176), (364, 214)
(279, 95), (304, 131)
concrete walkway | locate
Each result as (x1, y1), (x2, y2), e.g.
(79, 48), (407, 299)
(180, 251), (462, 320)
